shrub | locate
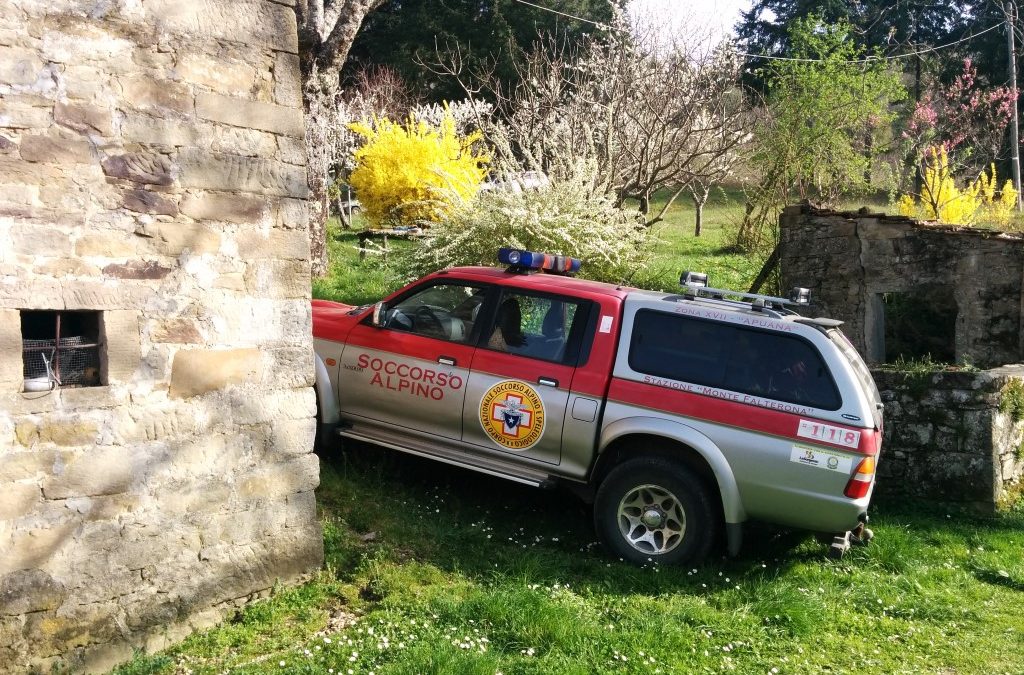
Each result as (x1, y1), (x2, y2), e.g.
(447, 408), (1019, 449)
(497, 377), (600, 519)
(348, 110), (489, 228)
(396, 164), (650, 284)
(897, 146), (1018, 226)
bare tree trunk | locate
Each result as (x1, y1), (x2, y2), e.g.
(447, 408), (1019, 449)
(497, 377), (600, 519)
(296, 0), (384, 277)
(692, 186), (710, 237)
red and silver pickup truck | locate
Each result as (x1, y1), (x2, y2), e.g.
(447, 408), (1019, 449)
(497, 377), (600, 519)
(312, 249), (883, 564)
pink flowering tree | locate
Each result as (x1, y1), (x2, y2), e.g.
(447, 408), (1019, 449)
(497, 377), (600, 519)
(902, 59), (1016, 186)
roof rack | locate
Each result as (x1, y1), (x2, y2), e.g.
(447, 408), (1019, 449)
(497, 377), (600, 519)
(678, 271), (810, 315)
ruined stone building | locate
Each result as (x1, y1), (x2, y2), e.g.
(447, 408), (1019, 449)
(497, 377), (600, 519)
(1, 1), (322, 670)
(780, 204), (1024, 509)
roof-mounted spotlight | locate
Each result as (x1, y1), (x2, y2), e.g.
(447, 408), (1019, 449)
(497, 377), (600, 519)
(679, 271), (708, 288)
(788, 287), (811, 306)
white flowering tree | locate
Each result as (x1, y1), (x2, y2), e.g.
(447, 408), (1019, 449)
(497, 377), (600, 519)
(425, 14), (752, 228)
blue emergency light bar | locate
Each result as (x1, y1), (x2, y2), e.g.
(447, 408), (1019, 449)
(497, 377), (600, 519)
(498, 248), (582, 275)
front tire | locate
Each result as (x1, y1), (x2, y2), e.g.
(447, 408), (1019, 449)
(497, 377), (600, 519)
(594, 457), (718, 565)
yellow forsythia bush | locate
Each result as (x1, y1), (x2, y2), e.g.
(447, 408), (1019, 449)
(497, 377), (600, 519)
(348, 111), (489, 229)
(897, 147), (1018, 226)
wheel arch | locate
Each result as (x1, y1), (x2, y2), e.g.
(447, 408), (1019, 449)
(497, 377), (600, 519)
(595, 417), (747, 525)
(314, 352), (340, 427)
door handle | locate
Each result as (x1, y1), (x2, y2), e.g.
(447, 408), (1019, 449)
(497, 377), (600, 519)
(438, 356), (456, 366)
(538, 377), (558, 387)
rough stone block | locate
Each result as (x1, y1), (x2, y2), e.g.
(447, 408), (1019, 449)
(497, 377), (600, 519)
(10, 223), (75, 256)
(179, 192), (267, 223)
(203, 123), (279, 158)
(196, 92), (303, 137)
(276, 136), (305, 166)
(272, 52), (302, 108)
(236, 227), (310, 260)
(40, 25), (135, 65)
(75, 231), (139, 258)
(177, 149), (309, 199)
(269, 418), (315, 456)
(0, 521), (78, 575)
(243, 259), (311, 299)
(101, 153), (176, 186)
(43, 445), (133, 499)
(263, 347), (313, 388)
(144, 0), (299, 54)
(121, 189), (179, 216)
(0, 276), (64, 310)
(62, 280), (151, 310)
(150, 318), (203, 344)
(0, 449), (57, 482)
(175, 53), (258, 96)
(120, 114), (199, 147)
(0, 100), (53, 129)
(54, 102), (113, 136)
(19, 133), (94, 164)
(0, 45), (45, 86)
(276, 197), (309, 229)
(0, 569), (65, 615)
(169, 347), (260, 398)
(0, 308), (22, 387)
(237, 453), (320, 500)
(120, 75), (193, 116)
(36, 418), (100, 446)
(102, 310), (141, 385)
(0, 482), (42, 521)
(101, 259), (173, 280)
(33, 257), (102, 278)
(136, 221), (222, 255)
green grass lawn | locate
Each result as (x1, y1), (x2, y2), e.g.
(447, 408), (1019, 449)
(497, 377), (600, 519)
(118, 191), (1024, 674)
(119, 447), (1024, 675)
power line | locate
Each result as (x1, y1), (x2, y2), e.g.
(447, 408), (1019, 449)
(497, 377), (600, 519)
(739, 22), (1005, 64)
(512, 0), (606, 27)
(516, 0), (1005, 65)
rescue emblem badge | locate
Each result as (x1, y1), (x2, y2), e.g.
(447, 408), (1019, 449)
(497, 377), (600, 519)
(479, 380), (546, 450)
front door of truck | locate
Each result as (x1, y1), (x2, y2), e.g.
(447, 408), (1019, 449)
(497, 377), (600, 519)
(339, 281), (490, 441)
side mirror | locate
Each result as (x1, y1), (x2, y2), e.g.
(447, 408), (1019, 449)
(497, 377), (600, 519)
(371, 301), (387, 328)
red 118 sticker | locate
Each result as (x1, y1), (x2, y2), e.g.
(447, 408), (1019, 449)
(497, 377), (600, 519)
(796, 419), (861, 449)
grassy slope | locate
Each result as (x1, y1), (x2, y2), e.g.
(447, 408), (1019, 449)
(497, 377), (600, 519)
(118, 193), (1024, 674)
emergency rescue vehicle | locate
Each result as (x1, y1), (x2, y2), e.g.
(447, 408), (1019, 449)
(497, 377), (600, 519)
(312, 249), (883, 564)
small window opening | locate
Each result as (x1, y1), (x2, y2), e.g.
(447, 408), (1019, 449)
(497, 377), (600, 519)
(881, 286), (957, 363)
(21, 310), (103, 390)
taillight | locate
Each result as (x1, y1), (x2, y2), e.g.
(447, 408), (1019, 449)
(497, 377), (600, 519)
(844, 456), (875, 499)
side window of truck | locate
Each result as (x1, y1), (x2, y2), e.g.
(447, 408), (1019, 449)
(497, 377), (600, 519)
(483, 290), (589, 365)
(629, 310), (841, 410)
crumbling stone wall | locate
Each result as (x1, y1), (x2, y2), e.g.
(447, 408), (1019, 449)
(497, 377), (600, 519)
(779, 204), (1024, 368)
(779, 204), (1024, 508)
(0, 1), (322, 671)
(873, 366), (1024, 510)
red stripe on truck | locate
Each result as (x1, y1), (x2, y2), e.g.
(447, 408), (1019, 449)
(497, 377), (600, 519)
(608, 377), (879, 456)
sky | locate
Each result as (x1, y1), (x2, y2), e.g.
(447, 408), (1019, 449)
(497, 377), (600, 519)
(628, 0), (753, 40)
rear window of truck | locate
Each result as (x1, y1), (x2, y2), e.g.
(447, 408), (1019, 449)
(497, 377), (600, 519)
(628, 310), (842, 410)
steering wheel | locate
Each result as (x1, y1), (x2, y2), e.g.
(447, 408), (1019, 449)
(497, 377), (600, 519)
(414, 305), (445, 337)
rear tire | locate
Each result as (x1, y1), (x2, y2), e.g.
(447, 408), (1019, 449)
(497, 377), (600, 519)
(594, 457), (718, 566)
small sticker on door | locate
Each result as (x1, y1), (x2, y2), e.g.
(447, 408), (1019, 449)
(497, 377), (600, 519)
(797, 419), (861, 448)
(599, 315), (613, 333)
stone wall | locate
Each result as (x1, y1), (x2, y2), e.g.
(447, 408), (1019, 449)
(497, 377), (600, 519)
(779, 204), (1024, 368)
(0, 1), (322, 671)
(873, 366), (1024, 510)
(779, 204), (1024, 509)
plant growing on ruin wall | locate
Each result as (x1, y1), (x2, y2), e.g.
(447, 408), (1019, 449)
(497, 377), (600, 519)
(348, 110), (489, 228)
